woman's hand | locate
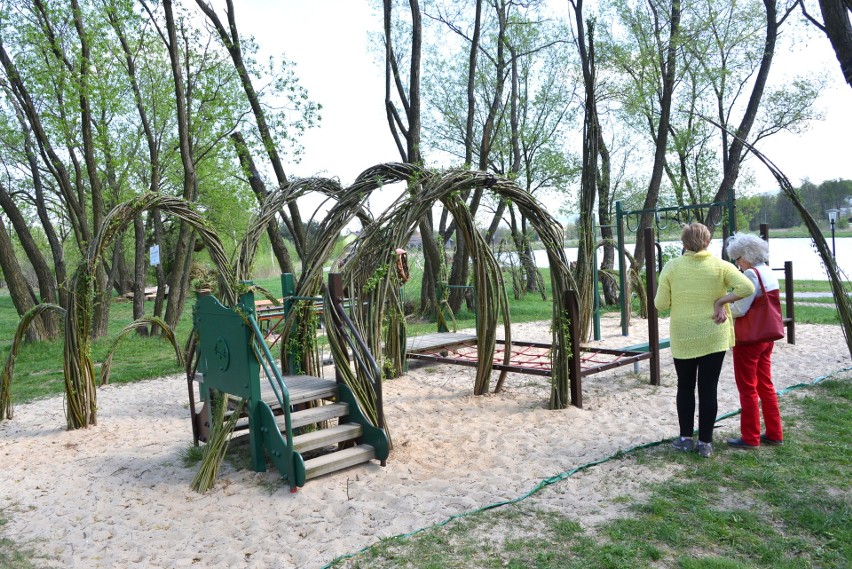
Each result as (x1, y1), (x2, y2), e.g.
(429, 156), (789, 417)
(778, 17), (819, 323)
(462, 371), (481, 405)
(713, 300), (728, 324)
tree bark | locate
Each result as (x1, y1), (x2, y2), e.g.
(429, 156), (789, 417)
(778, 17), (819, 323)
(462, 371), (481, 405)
(230, 132), (294, 274)
(596, 131), (618, 305)
(818, 0), (852, 88)
(0, 216), (46, 342)
(709, 0), (779, 233)
(133, 215), (148, 335)
(0, 182), (59, 337)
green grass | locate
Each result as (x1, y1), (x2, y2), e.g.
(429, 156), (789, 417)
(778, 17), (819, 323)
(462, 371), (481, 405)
(332, 377), (852, 568)
(0, 294), (192, 404)
(0, 516), (49, 569)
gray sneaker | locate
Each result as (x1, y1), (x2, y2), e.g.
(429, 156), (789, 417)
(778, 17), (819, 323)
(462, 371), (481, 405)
(672, 436), (694, 452)
(697, 441), (713, 458)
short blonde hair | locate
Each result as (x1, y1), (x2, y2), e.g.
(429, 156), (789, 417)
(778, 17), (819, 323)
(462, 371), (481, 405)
(681, 222), (711, 252)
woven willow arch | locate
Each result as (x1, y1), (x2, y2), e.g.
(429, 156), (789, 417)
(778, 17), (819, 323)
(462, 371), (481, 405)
(64, 194), (234, 429)
(330, 164), (577, 410)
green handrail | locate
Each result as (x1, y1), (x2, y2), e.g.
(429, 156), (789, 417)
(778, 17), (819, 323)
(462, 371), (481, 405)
(246, 312), (295, 480)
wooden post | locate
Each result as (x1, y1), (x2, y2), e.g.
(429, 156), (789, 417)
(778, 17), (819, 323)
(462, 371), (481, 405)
(644, 228), (660, 385)
(784, 261), (795, 344)
(281, 273), (297, 374)
(327, 273), (350, 384)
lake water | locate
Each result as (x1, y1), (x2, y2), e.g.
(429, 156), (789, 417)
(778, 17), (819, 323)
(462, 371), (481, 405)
(529, 237), (852, 281)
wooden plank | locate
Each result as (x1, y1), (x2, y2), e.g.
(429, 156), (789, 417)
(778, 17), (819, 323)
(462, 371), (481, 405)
(304, 444), (376, 480)
(406, 332), (477, 353)
(287, 402), (349, 429)
(258, 375), (338, 407)
(292, 424), (362, 453)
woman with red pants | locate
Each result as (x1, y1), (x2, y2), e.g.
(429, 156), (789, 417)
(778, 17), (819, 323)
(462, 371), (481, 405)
(724, 233), (784, 448)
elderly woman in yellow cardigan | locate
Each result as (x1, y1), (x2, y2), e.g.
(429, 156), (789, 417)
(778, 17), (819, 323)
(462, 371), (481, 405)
(654, 223), (754, 458)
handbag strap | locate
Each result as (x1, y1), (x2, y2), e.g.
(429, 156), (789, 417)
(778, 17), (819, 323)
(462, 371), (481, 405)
(751, 266), (768, 296)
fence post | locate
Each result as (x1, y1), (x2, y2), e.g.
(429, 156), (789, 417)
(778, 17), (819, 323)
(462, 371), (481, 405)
(784, 261), (795, 344)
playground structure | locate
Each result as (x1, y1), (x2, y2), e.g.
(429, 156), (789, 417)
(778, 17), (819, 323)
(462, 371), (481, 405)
(0, 163), (803, 493)
(407, 228), (667, 408)
(187, 273), (389, 491)
(407, 223), (800, 408)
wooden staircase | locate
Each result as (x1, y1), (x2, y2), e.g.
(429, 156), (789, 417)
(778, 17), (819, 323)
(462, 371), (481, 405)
(190, 280), (389, 491)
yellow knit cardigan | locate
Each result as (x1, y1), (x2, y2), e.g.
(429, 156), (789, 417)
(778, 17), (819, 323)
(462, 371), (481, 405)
(654, 250), (755, 359)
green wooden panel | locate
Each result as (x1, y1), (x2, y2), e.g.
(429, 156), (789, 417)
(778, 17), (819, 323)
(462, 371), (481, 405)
(195, 294), (255, 399)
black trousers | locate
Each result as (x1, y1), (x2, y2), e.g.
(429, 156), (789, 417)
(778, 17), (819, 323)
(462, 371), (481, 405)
(673, 351), (726, 443)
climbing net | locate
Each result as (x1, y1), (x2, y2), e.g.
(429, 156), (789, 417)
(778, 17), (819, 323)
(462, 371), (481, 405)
(407, 337), (652, 379)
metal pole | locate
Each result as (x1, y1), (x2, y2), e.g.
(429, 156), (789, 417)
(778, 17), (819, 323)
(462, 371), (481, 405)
(831, 220), (836, 258)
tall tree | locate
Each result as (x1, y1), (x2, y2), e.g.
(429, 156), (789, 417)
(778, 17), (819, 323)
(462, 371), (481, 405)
(633, 0), (681, 268)
(383, 0), (445, 316)
(195, 0), (319, 270)
(570, 0), (601, 341)
(708, 0), (801, 232)
(425, 1), (577, 307)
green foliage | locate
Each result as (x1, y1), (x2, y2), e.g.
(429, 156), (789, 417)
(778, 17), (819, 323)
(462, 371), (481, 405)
(742, 179), (852, 231)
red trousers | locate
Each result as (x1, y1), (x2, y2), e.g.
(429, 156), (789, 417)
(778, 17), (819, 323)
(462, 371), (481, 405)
(732, 341), (783, 446)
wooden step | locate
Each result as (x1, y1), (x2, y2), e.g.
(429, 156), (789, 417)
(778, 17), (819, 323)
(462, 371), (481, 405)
(292, 423), (362, 454)
(259, 375), (339, 407)
(288, 402), (349, 430)
(304, 444), (376, 480)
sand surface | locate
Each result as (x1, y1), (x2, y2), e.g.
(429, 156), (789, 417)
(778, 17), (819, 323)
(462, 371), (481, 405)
(1, 315), (849, 568)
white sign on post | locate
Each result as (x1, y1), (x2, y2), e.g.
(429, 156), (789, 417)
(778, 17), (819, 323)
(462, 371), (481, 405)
(149, 245), (160, 266)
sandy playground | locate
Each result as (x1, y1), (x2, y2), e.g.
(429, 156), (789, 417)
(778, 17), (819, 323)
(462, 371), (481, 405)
(1, 314), (849, 568)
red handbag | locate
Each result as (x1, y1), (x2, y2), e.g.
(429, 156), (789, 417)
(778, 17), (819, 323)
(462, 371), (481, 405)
(734, 269), (785, 345)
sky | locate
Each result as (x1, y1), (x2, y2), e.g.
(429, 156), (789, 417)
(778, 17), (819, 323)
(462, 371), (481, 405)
(231, 0), (852, 212)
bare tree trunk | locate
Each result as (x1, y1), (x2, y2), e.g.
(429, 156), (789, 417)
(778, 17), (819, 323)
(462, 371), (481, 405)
(150, 211), (168, 324)
(382, 0), (442, 317)
(817, 0), (852, 88)
(162, 0), (199, 332)
(133, 215), (148, 336)
(445, 0), (484, 314)
(109, 3), (164, 334)
(0, 216), (46, 342)
(0, 182), (59, 337)
(633, 0), (681, 271)
(596, 132), (618, 305)
(230, 132), (293, 274)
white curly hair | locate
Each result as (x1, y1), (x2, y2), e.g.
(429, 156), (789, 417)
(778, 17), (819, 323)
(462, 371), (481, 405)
(725, 233), (769, 265)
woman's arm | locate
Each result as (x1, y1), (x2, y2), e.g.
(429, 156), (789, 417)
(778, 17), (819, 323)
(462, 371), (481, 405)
(654, 266), (672, 310)
(714, 264), (755, 323)
(730, 269), (759, 317)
